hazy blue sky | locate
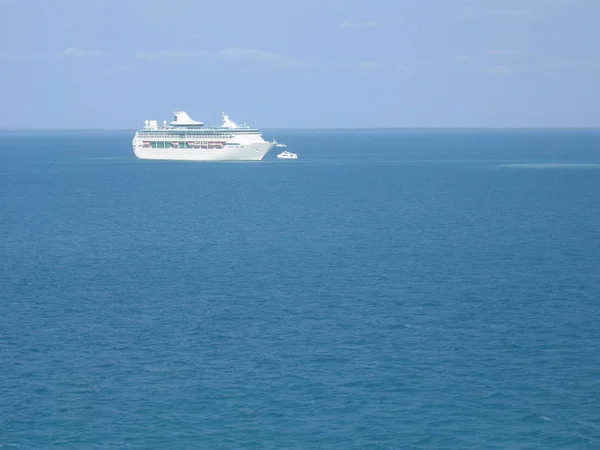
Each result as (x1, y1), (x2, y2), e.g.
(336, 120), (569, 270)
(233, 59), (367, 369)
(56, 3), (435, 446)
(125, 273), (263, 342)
(1, 0), (599, 129)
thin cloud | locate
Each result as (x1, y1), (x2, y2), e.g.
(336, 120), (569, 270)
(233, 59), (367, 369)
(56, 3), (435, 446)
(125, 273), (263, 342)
(61, 48), (108, 58)
(357, 61), (407, 73)
(484, 49), (522, 56)
(134, 50), (209, 64)
(130, 48), (306, 70)
(340, 21), (377, 30)
(218, 48), (306, 69)
(458, 7), (537, 19)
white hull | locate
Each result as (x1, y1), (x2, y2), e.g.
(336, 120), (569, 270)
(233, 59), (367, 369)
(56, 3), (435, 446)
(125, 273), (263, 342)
(133, 142), (275, 161)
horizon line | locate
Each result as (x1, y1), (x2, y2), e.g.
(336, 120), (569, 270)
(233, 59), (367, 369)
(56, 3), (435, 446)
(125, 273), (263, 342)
(1, 126), (600, 132)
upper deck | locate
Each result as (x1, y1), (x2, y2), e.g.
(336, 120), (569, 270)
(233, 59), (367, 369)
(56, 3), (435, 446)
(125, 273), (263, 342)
(137, 111), (260, 134)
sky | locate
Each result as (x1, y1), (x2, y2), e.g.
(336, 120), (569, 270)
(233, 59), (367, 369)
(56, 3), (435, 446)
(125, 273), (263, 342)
(0, 0), (599, 129)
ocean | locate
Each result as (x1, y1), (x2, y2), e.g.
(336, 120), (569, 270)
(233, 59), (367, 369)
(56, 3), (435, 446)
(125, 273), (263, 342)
(1, 129), (599, 448)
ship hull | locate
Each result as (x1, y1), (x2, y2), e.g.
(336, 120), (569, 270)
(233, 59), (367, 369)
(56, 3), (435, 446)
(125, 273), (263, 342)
(132, 142), (276, 161)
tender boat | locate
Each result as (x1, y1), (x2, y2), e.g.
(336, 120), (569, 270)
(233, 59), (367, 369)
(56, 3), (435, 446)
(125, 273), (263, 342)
(277, 151), (298, 159)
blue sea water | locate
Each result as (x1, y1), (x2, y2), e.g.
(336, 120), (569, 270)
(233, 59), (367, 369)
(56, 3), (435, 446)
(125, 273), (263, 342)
(1, 129), (600, 449)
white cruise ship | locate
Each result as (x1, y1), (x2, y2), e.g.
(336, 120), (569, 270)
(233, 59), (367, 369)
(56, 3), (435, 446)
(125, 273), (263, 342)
(132, 111), (277, 161)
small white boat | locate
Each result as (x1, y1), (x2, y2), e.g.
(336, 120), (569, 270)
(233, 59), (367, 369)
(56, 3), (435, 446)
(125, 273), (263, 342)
(277, 151), (298, 159)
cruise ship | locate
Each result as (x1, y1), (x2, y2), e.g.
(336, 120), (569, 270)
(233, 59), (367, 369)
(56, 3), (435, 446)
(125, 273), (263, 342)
(132, 111), (277, 161)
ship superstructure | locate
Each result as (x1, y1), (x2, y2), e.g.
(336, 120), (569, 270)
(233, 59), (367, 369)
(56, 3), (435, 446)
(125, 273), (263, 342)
(132, 111), (276, 161)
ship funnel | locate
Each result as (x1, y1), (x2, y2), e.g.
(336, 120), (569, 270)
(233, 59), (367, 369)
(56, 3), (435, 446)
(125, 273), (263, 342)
(170, 111), (204, 126)
(221, 112), (239, 128)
